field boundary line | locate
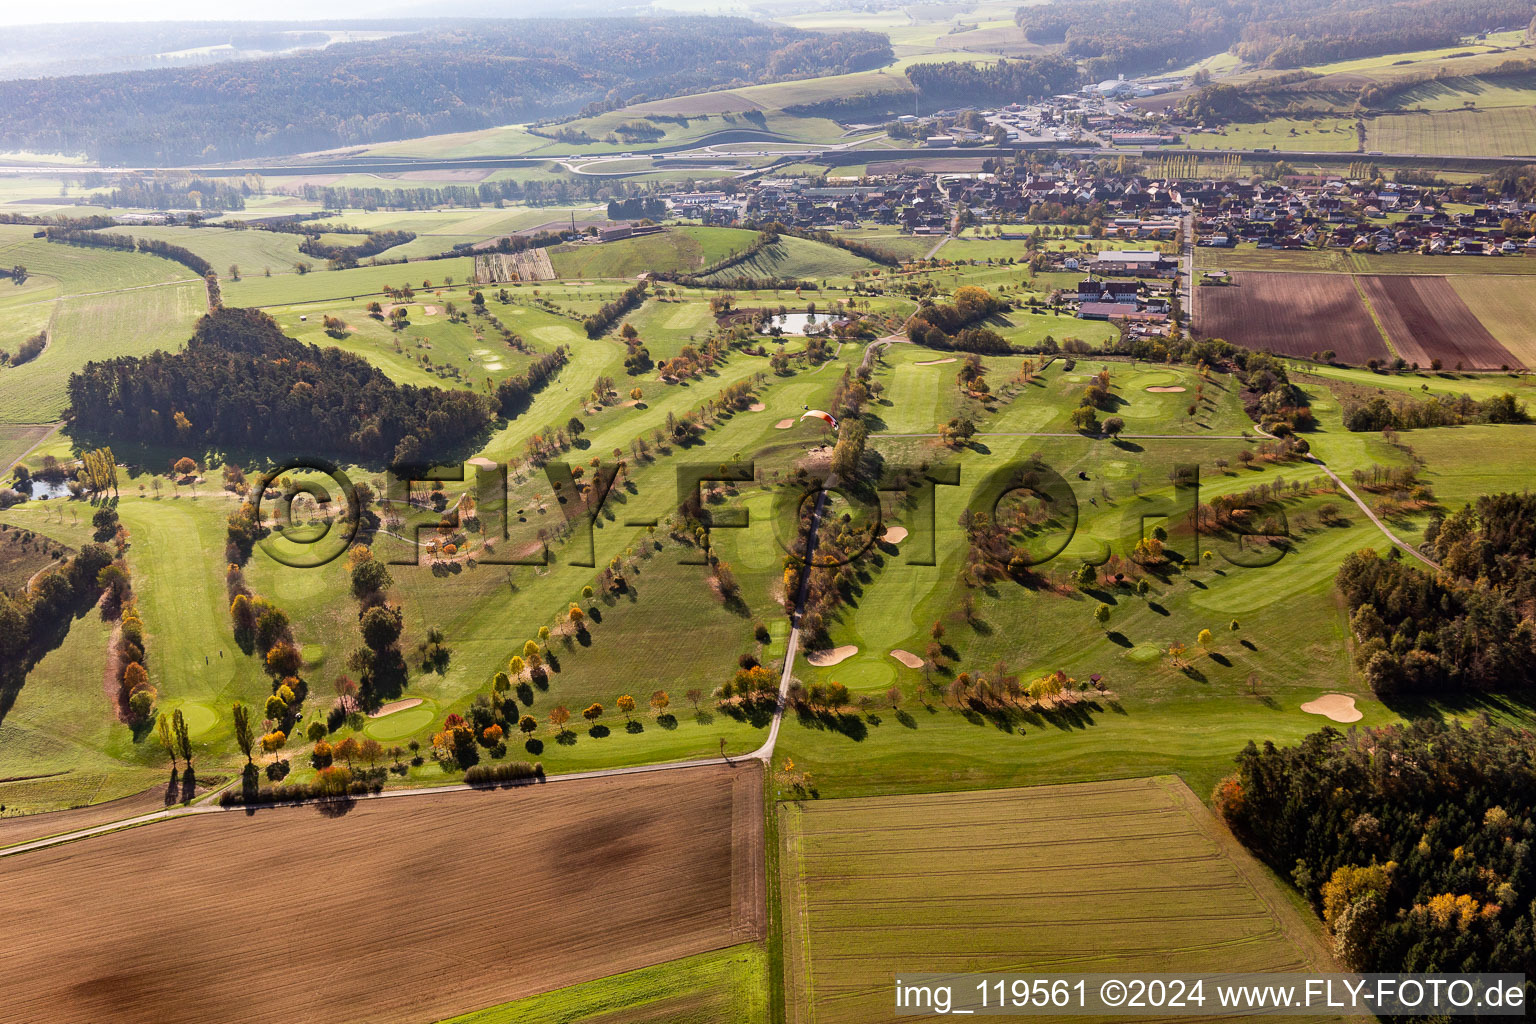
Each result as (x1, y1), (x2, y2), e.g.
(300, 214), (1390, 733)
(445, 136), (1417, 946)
(1347, 270), (1400, 359)
(2, 421), (59, 474)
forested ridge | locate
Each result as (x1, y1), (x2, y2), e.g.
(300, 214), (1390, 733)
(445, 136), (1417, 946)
(1337, 493), (1536, 695)
(0, 18), (891, 164)
(1014, 0), (1532, 76)
(905, 55), (1082, 106)
(1217, 721), (1536, 976)
(66, 308), (492, 466)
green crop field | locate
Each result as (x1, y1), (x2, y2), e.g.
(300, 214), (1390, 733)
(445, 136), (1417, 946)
(443, 944), (769, 1024)
(221, 257), (478, 307)
(697, 235), (880, 284)
(1368, 107), (1536, 157)
(552, 227), (758, 280)
(108, 226), (309, 277)
(779, 778), (1335, 1023)
(1179, 117), (1359, 152)
(0, 280), (205, 424)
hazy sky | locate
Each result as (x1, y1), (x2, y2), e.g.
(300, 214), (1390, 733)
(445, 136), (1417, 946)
(0, 0), (627, 25)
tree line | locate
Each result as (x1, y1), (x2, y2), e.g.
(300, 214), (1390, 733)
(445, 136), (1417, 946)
(66, 307), (492, 467)
(1338, 492), (1536, 695)
(1216, 719), (1536, 976)
(583, 281), (649, 339)
(905, 55), (1081, 106)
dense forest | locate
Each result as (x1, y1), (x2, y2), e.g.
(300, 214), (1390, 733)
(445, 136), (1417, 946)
(905, 55), (1082, 107)
(1217, 720), (1536, 977)
(1337, 493), (1536, 695)
(1015, 0), (1531, 76)
(0, 18), (891, 164)
(66, 308), (492, 466)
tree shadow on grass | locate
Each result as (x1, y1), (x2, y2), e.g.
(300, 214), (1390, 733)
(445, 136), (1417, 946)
(1210, 652), (1232, 667)
(588, 724), (610, 739)
(1105, 630), (1133, 648)
(793, 705), (868, 740)
(524, 738), (544, 755)
(555, 729), (577, 746)
(625, 720), (644, 734)
(895, 709), (917, 729)
(656, 713), (678, 730)
(1147, 602), (1171, 616)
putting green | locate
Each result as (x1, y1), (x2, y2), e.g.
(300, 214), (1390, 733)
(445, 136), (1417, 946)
(173, 701), (220, 739)
(365, 703), (437, 741)
(1125, 643), (1164, 664)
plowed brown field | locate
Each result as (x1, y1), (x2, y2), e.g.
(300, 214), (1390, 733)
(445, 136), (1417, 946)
(1359, 274), (1520, 370)
(0, 762), (764, 1024)
(1198, 272), (1390, 364)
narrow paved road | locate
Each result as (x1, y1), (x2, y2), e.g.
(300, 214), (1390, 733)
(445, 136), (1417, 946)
(1303, 453), (1439, 569)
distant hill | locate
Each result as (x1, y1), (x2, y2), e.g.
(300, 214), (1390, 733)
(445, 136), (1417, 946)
(0, 17), (892, 165)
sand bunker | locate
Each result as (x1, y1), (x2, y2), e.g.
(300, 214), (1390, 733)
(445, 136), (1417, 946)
(466, 457), (497, 470)
(881, 526), (908, 543)
(422, 305), (440, 316)
(621, 399), (642, 407)
(805, 645), (858, 667)
(915, 357), (957, 366)
(774, 419), (795, 429)
(1146, 385), (1187, 393)
(369, 698), (424, 718)
(748, 402), (766, 412)
(483, 361), (504, 371)
(1301, 693), (1362, 723)
(890, 649), (923, 668)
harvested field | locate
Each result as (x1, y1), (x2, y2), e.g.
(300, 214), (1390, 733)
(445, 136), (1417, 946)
(0, 762), (764, 1024)
(1449, 275), (1536, 368)
(1360, 275), (1521, 370)
(779, 777), (1335, 1024)
(1198, 272), (1389, 364)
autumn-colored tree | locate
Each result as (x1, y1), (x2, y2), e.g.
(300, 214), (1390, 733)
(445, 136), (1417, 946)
(232, 702), (254, 764)
(616, 694), (636, 720)
(482, 724), (504, 746)
(359, 737), (384, 767)
(492, 670), (511, 693)
(686, 687), (703, 710)
(311, 740), (333, 768)
(1197, 628), (1214, 651)
(306, 719), (327, 743)
(549, 705), (571, 733)
(568, 603), (585, 626)
(582, 703), (603, 722)
(886, 684), (902, 709)
(519, 715), (537, 736)
(649, 690), (669, 714)
(265, 640), (302, 678)
(156, 712), (176, 769)
(264, 693), (287, 721)
(334, 736), (360, 767)
(173, 456), (197, 478)
(260, 730), (286, 758)
(1094, 603), (1110, 628)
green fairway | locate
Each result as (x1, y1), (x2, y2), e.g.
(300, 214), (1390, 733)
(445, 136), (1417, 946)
(442, 944), (769, 1024)
(779, 778), (1336, 1023)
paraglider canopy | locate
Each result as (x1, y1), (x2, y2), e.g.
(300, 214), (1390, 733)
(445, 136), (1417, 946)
(799, 409), (837, 430)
